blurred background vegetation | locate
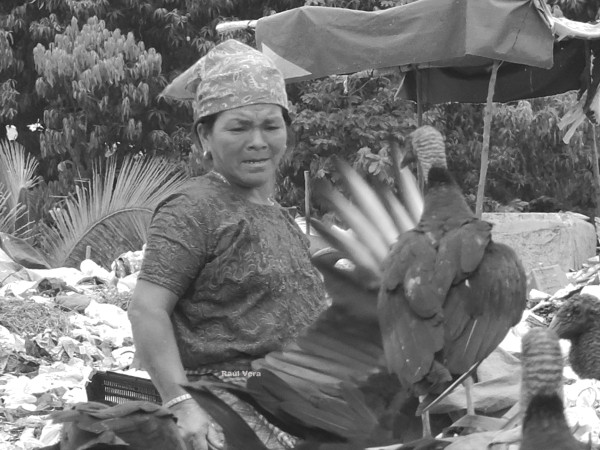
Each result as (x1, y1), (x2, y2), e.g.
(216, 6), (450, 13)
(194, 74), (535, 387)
(0, 0), (596, 267)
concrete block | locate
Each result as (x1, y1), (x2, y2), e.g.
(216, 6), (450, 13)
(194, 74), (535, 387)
(482, 212), (597, 273)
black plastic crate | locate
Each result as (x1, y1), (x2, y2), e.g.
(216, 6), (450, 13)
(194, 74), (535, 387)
(86, 371), (162, 405)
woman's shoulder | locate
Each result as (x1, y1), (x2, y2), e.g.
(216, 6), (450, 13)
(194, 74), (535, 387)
(160, 174), (226, 208)
(150, 175), (236, 229)
(181, 173), (222, 195)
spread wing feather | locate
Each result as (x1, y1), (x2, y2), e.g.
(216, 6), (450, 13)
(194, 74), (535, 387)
(229, 256), (412, 445)
(266, 350), (376, 380)
(211, 362), (386, 443)
(298, 330), (382, 370)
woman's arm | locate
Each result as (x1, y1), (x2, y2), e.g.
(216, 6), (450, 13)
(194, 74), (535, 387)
(128, 279), (217, 450)
(128, 279), (187, 401)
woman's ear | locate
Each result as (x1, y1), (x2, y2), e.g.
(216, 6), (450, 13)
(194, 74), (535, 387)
(194, 121), (210, 151)
(191, 121), (201, 149)
(191, 121), (213, 171)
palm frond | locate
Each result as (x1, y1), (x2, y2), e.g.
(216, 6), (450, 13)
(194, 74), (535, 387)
(0, 191), (26, 234)
(0, 140), (41, 211)
(0, 232), (51, 269)
(0, 140), (41, 235)
(42, 155), (188, 269)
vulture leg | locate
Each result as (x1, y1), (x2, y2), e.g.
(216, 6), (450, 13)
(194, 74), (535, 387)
(420, 361), (480, 416)
(419, 395), (432, 437)
(464, 376), (475, 416)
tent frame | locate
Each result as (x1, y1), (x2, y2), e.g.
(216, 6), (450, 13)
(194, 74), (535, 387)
(216, 2), (600, 218)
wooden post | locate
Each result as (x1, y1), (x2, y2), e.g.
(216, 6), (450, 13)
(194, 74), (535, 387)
(416, 68), (425, 192)
(304, 170), (311, 235)
(591, 125), (600, 218)
(416, 68), (423, 127)
(475, 61), (500, 218)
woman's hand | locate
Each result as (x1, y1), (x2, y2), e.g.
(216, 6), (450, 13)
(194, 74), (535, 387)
(170, 399), (224, 450)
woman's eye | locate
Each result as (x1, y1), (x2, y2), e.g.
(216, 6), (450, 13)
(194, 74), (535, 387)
(264, 124), (283, 131)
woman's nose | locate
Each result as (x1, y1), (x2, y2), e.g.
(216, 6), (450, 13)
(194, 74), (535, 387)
(248, 128), (267, 149)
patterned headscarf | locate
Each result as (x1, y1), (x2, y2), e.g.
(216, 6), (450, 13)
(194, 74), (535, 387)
(161, 40), (288, 121)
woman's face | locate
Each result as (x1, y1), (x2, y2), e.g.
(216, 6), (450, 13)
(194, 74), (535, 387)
(198, 104), (287, 190)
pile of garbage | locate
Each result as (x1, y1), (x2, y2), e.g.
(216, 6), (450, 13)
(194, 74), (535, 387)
(0, 247), (599, 449)
(0, 247), (145, 449)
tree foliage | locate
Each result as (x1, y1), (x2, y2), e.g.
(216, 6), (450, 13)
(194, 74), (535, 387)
(280, 74), (416, 212)
(427, 94), (596, 214)
(1, 0), (307, 168)
(33, 17), (164, 174)
(33, 17), (165, 174)
(0, 0), (598, 267)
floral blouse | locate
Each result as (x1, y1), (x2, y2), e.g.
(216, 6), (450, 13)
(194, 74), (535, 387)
(138, 172), (328, 370)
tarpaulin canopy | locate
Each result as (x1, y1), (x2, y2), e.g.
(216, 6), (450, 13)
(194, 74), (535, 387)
(255, 0), (586, 103)
(402, 41), (584, 103)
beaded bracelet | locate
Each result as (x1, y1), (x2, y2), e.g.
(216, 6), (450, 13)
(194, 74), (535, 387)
(163, 393), (193, 409)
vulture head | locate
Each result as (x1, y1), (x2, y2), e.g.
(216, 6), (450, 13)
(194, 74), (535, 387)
(402, 125), (447, 181)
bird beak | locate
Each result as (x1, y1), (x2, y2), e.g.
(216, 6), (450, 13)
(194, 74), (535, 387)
(400, 146), (417, 169)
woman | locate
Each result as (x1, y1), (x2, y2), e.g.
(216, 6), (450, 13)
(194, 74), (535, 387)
(128, 40), (329, 450)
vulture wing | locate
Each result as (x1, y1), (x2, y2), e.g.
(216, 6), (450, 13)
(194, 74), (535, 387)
(438, 223), (526, 375)
(203, 250), (423, 446)
(378, 230), (447, 390)
(241, 259), (404, 446)
(438, 220), (526, 374)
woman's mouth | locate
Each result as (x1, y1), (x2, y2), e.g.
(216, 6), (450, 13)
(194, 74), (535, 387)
(243, 158), (269, 165)
(242, 158), (271, 171)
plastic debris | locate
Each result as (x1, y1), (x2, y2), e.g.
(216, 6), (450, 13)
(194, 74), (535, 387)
(0, 247), (599, 449)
